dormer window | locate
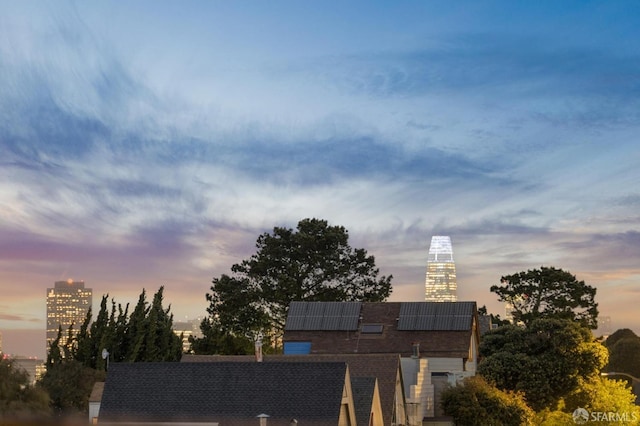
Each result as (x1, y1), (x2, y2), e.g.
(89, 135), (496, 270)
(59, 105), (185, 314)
(361, 324), (383, 334)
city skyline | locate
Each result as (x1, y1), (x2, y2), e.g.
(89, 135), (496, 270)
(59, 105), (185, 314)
(1, 1), (639, 358)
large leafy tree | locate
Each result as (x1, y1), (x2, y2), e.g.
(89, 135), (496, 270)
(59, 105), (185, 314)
(478, 318), (608, 411)
(194, 218), (392, 354)
(490, 266), (598, 329)
(440, 376), (534, 426)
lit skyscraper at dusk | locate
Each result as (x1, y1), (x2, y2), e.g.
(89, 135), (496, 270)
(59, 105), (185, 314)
(46, 280), (92, 355)
(424, 236), (458, 302)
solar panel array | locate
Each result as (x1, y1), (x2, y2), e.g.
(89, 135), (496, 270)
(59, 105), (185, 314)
(285, 301), (362, 331)
(397, 302), (474, 331)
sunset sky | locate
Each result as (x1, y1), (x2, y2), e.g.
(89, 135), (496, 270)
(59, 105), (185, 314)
(1, 1), (639, 359)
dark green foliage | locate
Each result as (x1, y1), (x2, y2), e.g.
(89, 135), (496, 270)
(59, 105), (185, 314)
(478, 304), (512, 328)
(490, 266), (598, 329)
(39, 360), (104, 414)
(605, 328), (639, 349)
(605, 329), (640, 379)
(440, 375), (534, 426)
(189, 318), (254, 355)
(0, 357), (50, 419)
(193, 218), (392, 354)
(478, 318), (608, 411)
(73, 287), (182, 367)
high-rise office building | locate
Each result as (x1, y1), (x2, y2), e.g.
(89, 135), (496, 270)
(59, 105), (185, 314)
(46, 279), (92, 355)
(424, 236), (458, 302)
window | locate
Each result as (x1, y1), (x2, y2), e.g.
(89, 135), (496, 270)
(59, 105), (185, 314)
(361, 324), (383, 334)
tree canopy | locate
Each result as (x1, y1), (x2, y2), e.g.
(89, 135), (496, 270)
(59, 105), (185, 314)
(73, 286), (182, 369)
(490, 266), (598, 329)
(478, 318), (608, 411)
(604, 329), (640, 379)
(193, 218), (392, 354)
(441, 375), (534, 426)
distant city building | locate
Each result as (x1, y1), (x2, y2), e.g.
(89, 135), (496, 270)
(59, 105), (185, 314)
(424, 236), (458, 302)
(173, 319), (203, 353)
(504, 301), (515, 323)
(13, 357), (46, 385)
(46, 279), (92, 355)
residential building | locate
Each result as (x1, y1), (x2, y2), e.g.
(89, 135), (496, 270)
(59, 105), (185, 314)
(46, 279), (92, 354)
(184, 353), (399, 426)
(424, 236), (457, 302)
(98, 361), (358, 425)
(283, 301), (479, 421)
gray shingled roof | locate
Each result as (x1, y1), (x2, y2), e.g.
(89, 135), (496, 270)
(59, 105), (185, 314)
(182, 353), (402, 426)
(99, 362), (348, 424)
(351, 377), (376, 426)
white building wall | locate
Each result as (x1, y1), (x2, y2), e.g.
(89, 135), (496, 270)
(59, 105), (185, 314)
(425, 357), (463, 373)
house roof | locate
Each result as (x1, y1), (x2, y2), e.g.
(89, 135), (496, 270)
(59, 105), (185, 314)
(283, 302), (478, 359)
(89, 381), (104, 403)
(351, 377), (376, 426)
(182, 353), (402, 426)
(99, 362), (348, 425)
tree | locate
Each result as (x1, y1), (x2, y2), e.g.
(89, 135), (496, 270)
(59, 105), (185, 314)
(478, 304), (511, 328)
(605, 330), (640, 379)
(478, 318), (608, 411)
(440, 376), (534, 426)
(564, 377), (640, 425)
(194, 218), (392, 354)
(0, 357), (50, 419)
(490, 266), (598, 329)
(73, 287), (182, 366)
(604, 328), (639, 349)
(39, 359), (104, 415)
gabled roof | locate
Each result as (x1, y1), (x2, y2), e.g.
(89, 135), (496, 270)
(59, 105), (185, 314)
(89, 381), (104, 403)
(351, 377), (376, 426)
(100, 362), (348, 425)
(183, 353), (402, 426)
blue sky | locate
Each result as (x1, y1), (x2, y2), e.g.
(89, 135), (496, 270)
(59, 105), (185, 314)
(1, 1), (639, 357)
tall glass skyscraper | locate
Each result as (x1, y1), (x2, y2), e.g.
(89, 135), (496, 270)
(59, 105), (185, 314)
(424, 236), (458, 302)
(46, 279), (92, 355)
